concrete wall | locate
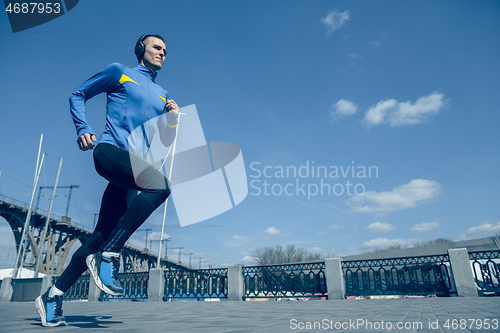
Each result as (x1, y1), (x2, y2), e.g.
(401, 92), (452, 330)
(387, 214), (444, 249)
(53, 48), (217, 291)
(0, 276), (52, 302)
(448, 248), (478, 297)
(325, 258), (345, 300)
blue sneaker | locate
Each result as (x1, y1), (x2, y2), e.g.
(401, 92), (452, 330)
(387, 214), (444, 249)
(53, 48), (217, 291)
(35, 290), (66, 327)
(86, 252), (123, 296)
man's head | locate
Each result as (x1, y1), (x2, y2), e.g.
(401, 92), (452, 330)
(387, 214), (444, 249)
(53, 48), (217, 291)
(135, 34), (167, 71)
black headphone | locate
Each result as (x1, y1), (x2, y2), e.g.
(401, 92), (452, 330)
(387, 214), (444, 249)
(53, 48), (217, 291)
(134, 34), (150, 61)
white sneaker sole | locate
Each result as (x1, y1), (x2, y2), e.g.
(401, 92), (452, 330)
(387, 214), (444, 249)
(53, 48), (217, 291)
(35, 296), (66, 327)
(86, 254), (123, 296)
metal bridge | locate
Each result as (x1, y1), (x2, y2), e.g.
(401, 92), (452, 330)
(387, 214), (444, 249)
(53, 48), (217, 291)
(0, 194), (188, 276)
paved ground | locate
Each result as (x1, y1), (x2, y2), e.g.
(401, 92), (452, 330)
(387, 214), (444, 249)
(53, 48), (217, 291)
(1, 298), (499, 333)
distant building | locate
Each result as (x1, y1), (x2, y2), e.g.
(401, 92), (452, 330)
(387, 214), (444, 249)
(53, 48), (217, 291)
(342, 236), (500, 261)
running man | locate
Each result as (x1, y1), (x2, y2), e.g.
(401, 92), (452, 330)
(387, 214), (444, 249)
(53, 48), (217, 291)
(36, 34), (179, 327)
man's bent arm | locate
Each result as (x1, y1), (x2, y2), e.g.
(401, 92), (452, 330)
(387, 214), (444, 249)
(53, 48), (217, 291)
(69, 63), (123, 140)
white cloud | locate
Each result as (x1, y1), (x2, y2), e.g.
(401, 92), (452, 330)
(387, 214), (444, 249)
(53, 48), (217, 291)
(328, 223), (344, 230)
(129, 231), (171, 251)
(410, 221), (440, 233)
(365, 222), (395, 234)
(126, 238), (144, 249)
(240, 256), (257, 264)
(148, 231), (172, 241)
(261, 227), (291, 237)
(330, 99), (358, 120)
(347, 179), (442, 214)
(362, 237), (417, 248)
(364, 99), (397, 127)
(321, 9), (350, 35)
(264, 227), (281, 235)
(363, 92), (446, 127)
(309, 246), (325, 253)
(318, 231), (327, 236)
(459, 221), (500, 240)
(224, 235), (253, 248)
(233, 235), (252, 242)
(391, 92), (446, 126)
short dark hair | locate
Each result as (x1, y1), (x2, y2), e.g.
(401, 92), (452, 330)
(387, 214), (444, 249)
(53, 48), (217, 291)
(143, 34), (165, 45)
(135, 34), (166, 61)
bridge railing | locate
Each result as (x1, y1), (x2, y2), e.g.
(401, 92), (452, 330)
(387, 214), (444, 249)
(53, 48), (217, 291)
(52, 274), (90, 301)
(0, 194), (95, 234)
(163, 268), (228, 300)
(342, 254), (455, 297)
(41, 250), (500, 301)
(242, 262), (327, 300)
(469, 250), (500, 296)
(65, 221), (92, 233)
(99, 272), (149, 301)
(0, 194), (63, 221)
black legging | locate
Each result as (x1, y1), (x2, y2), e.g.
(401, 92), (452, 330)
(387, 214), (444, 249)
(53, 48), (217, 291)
(55, 143), (170, 292)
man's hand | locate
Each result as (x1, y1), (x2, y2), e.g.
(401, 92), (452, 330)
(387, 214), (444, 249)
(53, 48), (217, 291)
(165, 99), (179, 118)
(78, 133), (97, 151)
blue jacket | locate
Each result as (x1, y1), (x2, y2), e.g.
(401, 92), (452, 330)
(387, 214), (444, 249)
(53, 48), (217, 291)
(70, 63), (173, 151)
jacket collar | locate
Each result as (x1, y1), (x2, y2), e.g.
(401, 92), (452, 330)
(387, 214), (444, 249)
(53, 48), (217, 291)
(134, 64), (158, 82)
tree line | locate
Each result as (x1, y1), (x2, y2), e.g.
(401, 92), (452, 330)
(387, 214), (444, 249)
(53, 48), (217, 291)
(251, 244), (327, 265)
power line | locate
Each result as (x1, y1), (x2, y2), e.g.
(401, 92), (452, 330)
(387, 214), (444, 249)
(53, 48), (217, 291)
(35, 185), (80, 217)
(138, 228), (152, 252)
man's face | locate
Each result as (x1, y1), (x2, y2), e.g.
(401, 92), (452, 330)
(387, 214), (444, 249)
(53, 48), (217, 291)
(140, 37), (166, 71)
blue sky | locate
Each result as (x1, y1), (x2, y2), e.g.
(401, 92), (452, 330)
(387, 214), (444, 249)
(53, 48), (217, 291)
(0, 0), (499, 269)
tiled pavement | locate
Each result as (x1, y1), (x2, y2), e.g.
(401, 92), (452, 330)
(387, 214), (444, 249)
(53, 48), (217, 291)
(1, 297), (499, 332)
